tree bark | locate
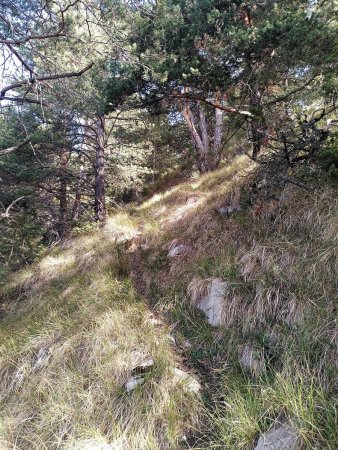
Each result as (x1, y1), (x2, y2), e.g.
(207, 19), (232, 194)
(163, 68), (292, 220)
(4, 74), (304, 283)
(250, 85), (266, 159)
(182, 99), (224, 173)
(94, 115), (106, 224)
(182, 100), (208, 172)
(239, 3), (267, 159)
(212, 107), (224, 168)
(58, 149), (69, 238)
(72, 154), (85, 221)
(197, 101), (209, 151)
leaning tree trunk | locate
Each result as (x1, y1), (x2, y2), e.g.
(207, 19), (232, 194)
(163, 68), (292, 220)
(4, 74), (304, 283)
(58, 148), (69, 238)
(182, 100), (208, 172)
(94, 115), (106, 224)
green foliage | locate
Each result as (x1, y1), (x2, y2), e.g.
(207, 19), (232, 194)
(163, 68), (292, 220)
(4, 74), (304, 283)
(319, 132), (338, 180)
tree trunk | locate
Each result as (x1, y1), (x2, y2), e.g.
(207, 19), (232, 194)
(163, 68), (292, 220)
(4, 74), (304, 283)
(182, 100), (208, 172)
(250, 85), (266, 159)
(197, 101), (209, 152)
(182, 99), (224, 173)
(94, 115), (106, 224)
(239, 3), (267, 159)
(58, 148), (69, 238)
(212, 107), (224, 168)
(72, 154), (85, 221)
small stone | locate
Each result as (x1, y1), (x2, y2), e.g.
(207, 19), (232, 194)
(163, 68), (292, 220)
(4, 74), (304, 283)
(145, 316), (162, 326)
(167, 239), (188, 258)
(125, 375), (145, 392)
(130, 352), (154, 372)
(185, 196), (200, 205)
(138, 356), (154, 369)
(182, 339), (192, 349)
(140, 242), (150, 251)
(254, 424), (299, 450)
(216, 205), (236, 217)
(172, 368), (201, 393)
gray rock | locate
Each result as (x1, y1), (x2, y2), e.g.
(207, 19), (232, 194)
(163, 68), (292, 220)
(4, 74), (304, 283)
(216, 205), (237, 217)
(172, 368), (201, 394)
(130, 352), (154, 372)
(189, 278), (228, 326)
(185, 196), (200, 205)
(145, 315), (162, 326)
(254, 424), (299, 450)
(167, 239), (188, 257)
(124, 375), (145, 392)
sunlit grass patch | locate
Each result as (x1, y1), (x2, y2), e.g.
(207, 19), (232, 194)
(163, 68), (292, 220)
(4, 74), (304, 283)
(0, 223), (201, 449)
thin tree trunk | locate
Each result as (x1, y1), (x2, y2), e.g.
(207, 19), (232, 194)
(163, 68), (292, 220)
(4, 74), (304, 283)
(182, 99), (225, 173)
(94, 115), (106, 224)
(197, 101), (209, 152)
(250, 86), (266, 159)
(239, 4), (267, 159)
(182, 100), (209, 172)
(72, 154), (85, 221)
(58, 148), (68, 238)
(212, 107), (224, 168)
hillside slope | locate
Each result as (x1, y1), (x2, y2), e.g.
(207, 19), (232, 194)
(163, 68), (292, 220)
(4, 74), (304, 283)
(1, 156), (337, 449)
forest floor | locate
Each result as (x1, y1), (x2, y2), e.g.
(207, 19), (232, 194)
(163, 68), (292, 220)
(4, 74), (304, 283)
(0, 156), (337, 449)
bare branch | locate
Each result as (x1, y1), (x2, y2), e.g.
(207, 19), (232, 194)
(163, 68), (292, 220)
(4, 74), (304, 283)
(1, 96), (44, 105)
(0, 196), (25, 220)
(264, 76), (318, 106)
(169, 92), (253, 118)
(0, 135), (33, 156)
(0, 63), (94, 100)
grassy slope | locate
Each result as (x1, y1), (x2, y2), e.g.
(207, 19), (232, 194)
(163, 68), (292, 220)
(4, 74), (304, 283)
(0, 156), (337, 449)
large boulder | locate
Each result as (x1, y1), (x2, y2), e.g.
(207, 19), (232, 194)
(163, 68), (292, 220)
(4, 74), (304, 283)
(188, 278), (228, 326)
(254, 424), (300, 450)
